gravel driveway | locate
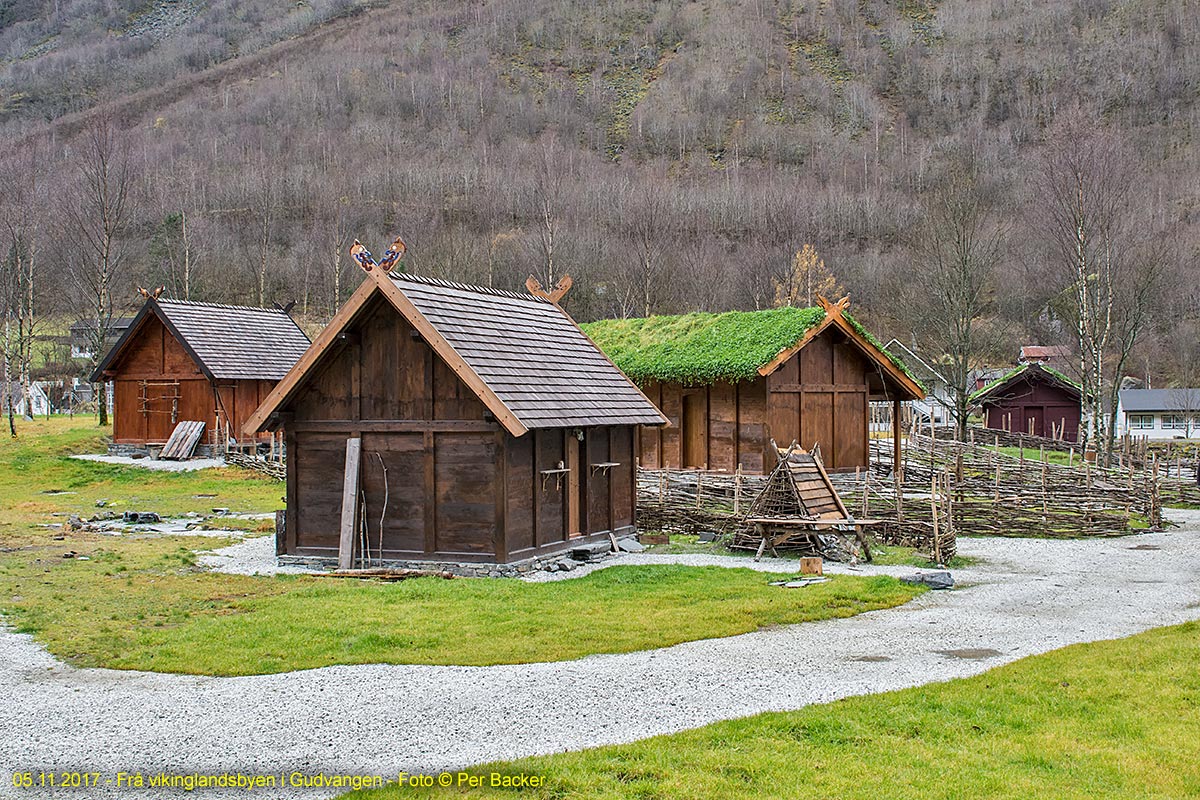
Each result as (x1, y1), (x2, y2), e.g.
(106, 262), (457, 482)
(4, 513), (1200, 798)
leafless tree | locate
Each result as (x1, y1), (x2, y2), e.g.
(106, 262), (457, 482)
(62, 118), (136, 427)
(0, 150), (44, 435)
(900, 156), (1007, 439)
(1035, 112), (1163, 465)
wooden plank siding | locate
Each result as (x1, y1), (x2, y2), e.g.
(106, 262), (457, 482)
(632, 327), (878, 473)
(283, 293), (639, 563)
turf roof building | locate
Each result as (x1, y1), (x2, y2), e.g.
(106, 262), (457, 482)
(970, 363), (1083, 441)
(245, 246), (666, 568)
(581, 296), (924, 475)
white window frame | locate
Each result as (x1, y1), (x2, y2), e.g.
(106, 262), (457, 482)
(1127, 414), (1155, 430)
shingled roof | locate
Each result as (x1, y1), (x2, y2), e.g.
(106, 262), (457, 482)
(246, 271), (667, 436)
(93, 299), (311, 382)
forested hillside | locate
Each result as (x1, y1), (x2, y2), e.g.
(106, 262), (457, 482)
(1, 0), (1198, 384)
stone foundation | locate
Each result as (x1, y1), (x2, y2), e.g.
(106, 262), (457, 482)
(107, 442), (218, 459)
(277, 540), (634, 578)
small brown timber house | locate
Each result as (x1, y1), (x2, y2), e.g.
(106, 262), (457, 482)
(245, 265), (666, 567)
(92, 299), (311, 451)
(582, 297), (925, 475)
(973, 363), (1084, 441)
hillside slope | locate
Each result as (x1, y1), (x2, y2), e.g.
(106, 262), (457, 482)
(1, 0), (1197, 375)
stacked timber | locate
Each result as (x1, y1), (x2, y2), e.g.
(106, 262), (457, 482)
(226, 451), (286, 480)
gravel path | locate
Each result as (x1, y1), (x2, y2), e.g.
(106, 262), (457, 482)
(71, 454), (226, 472)
(4, 513), (1200, 798)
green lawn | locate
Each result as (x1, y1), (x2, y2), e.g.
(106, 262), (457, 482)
(992, 445), (1076, 465)
(344, 621), (1200, 800)
(0, 418), (922, 675)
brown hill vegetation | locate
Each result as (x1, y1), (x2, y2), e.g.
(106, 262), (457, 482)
(1, 0), (1197, 387)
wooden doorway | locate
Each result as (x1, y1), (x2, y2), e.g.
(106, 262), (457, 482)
(682, 391), (707, 468)
(566, 431), (583, 538)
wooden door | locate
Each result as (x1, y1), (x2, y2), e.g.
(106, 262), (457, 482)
(682, 391), (707, 468)
(566, 432), (582, 537)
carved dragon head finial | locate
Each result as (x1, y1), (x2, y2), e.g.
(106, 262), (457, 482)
(816, 294), (851, 318)
(525, 274), (573, 304)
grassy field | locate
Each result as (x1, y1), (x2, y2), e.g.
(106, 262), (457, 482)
(345, 621), (1200, 800)
(0, 418), (922, 675)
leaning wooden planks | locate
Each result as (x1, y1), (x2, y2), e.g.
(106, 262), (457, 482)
(160, 420), (206, 460)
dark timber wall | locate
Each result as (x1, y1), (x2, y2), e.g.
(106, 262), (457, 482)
(282, 294), (637, 563)
(982, 374), (1082, 441)
(636, 327), (874, 473)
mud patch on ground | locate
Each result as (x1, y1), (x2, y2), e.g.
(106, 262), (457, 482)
(936, 648), (1002, 660)
(850, 655), (892, 663)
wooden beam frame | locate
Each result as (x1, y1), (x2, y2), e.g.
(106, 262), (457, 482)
(756, 297), (925, 402)
(244, 280), (379, 435)
(338, 436), (362, 570)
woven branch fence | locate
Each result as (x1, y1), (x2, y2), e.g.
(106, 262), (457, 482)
(637, 426), (1183, 556)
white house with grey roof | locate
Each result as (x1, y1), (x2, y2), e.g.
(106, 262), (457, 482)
(1117, 388), (1200, 439)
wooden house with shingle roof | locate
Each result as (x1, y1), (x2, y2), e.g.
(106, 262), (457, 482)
(92, 298), (310, 451)
(245, 260), (666, 567)
(581, 296), (924, 475)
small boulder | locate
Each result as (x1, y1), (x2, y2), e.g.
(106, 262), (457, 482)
(900, 571), (954, 590)
(697, 531), (718, 543)
(568, 542), (610, 561)
(617, 538), (646, 553)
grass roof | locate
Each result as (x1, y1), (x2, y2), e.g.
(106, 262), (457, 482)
(970, 363), (1083, 403)
(581, 306), (919, 387)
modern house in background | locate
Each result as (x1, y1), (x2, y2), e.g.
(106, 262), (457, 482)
(583, 297), (925, 475)
(70, 318), (136, 360)
(1018, 344), (1072, 372)
(972, 363), (1084, 441)
(1116, 388), (1200, 440)
(91, 298), (310, 452)
(245, 267), (666, 567)
(882, 340), (953, 426)
(0, 381), (51, 418)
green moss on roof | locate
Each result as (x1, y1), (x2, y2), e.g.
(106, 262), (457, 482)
(580, 306), (921, 388)
(970, 363), (1083, 404)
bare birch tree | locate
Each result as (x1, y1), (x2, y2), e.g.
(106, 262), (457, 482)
(63, 118), (136, 427)
(0, 150), (43, 435)
(1035, 113), (1161, 465)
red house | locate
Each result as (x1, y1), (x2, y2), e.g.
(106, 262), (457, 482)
(972, 363), (1083, 441)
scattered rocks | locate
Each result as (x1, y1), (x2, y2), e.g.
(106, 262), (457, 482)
(122, 512), (161, 525)
(900, 571), (954, 590)
(568, 542), (612, 562)
(61, 551), (77, 559)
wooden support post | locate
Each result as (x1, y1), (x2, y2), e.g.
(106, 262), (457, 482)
(734, 463), (743, 515)
(338, 436), (362, 570)
(892, 397), (902, 480)
(930, 474), (941, 564)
